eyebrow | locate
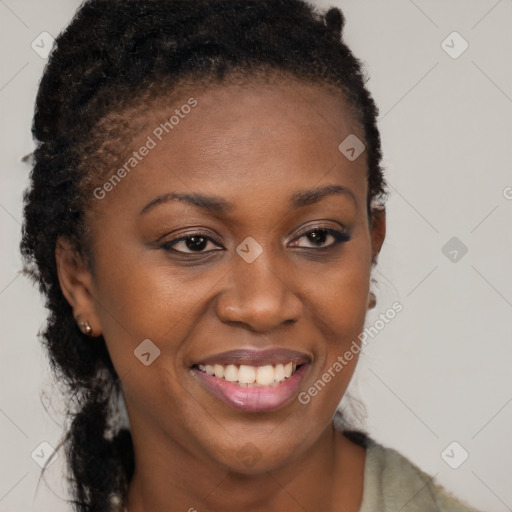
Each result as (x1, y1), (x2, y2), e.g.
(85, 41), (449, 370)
(291, 184), (356, 208)
(139, 184), (356, 216)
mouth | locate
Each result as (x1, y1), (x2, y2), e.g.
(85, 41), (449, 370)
(196, 360), (302, 386)
(190, 349), (311, 412)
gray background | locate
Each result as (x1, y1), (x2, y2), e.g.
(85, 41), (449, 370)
(1, 0), (511, 510)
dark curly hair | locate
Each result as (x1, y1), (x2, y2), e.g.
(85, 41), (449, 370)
(20, 1), (386, 510)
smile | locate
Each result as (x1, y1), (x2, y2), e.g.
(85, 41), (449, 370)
(196, 362), (297, 387)
(190, 348), (311, 412)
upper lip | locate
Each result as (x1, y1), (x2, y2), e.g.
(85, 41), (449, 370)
(192, 348), (311, 367)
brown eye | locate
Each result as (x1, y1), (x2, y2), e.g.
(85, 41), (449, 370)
(290, 228), (350, 249)
(161, 234), (223, 253)
(305, 229), (329, 246)
(184, 236), (208, 251)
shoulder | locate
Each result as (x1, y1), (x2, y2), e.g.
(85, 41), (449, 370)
(359, 437), (481, 512)
(339, 429), (481, 512)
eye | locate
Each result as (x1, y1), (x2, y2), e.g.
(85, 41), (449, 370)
(161, 233), (223, 254)
(289, 227), (350, 249)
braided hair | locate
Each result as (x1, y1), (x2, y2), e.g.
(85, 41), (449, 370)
(20, 1), (386, 510)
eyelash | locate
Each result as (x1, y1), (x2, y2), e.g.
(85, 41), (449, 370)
(159, 227), (350, 255)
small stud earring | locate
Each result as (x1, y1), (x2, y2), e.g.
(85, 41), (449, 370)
(108, 494), (123, 510)
(78, 320), (93, 336)
(367, 292), (376, 310)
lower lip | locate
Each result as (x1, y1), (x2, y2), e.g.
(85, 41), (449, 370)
(191, 364), (309, 412)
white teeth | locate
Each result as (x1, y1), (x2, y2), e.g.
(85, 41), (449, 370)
(224, 364), (238, 382)
(238, 365), (256, 384)
(256, 365), (275, 386)
(274, 363), (285, 382)
(213, 364), (225, 378)
(197, 361), (300, 387)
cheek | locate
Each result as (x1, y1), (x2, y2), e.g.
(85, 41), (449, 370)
(306, 242), (372, 342)
(90, 247), (211, 368)
(298, 256), (370, 417)
(92, 255), (213, 434)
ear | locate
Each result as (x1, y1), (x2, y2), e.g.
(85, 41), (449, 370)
(370, 208), (386, 265)
(55, 237), (102, 337)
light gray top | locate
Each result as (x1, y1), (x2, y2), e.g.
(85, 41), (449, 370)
(358, 437), (481, 512)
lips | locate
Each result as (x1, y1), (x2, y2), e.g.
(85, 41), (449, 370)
(190, 348), (311, 412)
(194, 348), (310, 367)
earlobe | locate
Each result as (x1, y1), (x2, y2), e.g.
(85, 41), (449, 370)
(370, 208), (386, 264)
(55, 238), (102, 337)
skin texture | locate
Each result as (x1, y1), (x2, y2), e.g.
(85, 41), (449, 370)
(56, 79), (386, 512)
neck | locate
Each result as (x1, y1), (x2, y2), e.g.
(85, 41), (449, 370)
(125, 421), (365, 512)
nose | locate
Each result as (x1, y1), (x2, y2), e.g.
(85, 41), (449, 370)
(215, 252), (303, 332)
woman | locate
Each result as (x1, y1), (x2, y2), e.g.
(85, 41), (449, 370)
(21, 0), (481, 510)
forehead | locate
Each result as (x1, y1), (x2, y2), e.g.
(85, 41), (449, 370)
(90, 78), (368, 215)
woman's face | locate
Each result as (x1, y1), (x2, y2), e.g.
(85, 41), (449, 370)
(63, 79), (385, 474)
